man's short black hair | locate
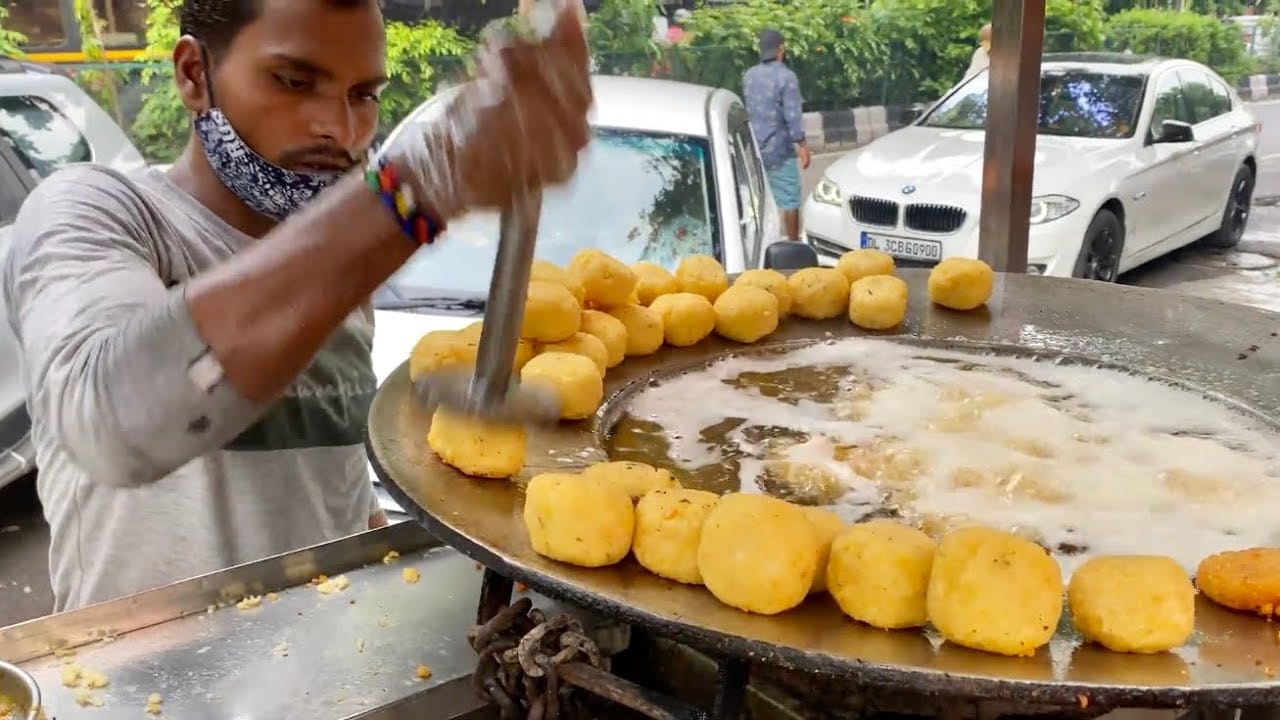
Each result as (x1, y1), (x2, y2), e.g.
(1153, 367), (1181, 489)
(179, 0), (375, 54)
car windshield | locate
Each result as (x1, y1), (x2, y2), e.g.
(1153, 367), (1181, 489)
(380, 128), (718, 304)
(922, 69), (1145, 139)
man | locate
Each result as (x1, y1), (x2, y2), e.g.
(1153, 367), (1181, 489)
(4, 0), (591, 610)
(666, 8), (690, 44)
(743, 28), (809, 242)
(967, 22), (992, 77)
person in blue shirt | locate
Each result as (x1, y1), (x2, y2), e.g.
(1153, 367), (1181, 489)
(743, 28), (811, 241)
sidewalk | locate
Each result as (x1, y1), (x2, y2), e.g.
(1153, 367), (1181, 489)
(1239, 72), (1280, 102)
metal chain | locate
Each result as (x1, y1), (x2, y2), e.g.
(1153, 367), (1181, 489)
(469, 596), (607, 720)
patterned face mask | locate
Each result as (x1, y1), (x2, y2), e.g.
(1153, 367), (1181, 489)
(193, 107), (344, 222)
(192, 46), (346, 222)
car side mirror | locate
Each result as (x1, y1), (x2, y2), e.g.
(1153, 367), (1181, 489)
(1154, 120), (1195, 144)
(763, 241), (819, 270)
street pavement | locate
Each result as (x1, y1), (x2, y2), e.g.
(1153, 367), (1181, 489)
(4, 104), (1280, 629)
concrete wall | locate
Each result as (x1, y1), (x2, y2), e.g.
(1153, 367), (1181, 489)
(802, 104), (925, 153)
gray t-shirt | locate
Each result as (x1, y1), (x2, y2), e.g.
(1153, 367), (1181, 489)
(4, 164), (379, 611)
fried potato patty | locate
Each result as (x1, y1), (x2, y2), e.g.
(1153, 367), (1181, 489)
(1197, 548), (1280, 618)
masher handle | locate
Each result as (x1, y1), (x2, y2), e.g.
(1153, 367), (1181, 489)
(471, 189), (543, 408)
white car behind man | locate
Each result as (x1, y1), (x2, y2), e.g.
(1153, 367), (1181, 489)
(368, 75), (794, 517)
(0, 59), (148, 491)
(804, 53), (1260, 280)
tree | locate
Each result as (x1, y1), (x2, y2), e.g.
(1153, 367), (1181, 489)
(0, 5), (28, 58)
(73, 0), (127, 127)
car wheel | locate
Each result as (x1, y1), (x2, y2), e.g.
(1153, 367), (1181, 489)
(1072, 209), (1124, 282)
(1204, 164), (1254, 249)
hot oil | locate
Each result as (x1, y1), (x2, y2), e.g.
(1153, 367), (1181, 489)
(606, 338), (1280, 577)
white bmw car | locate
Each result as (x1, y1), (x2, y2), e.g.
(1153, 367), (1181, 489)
(803, 54), (1260, 280)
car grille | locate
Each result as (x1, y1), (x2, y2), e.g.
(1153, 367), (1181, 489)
(848, 196), (899, 227)
(904, 203), (967, 234)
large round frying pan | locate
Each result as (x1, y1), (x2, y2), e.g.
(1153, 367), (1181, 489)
(367, 270), (1280, 708)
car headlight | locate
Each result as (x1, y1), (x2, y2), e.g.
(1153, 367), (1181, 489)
(813, 177), (843, 206)
(1029, 195), (1080, 225)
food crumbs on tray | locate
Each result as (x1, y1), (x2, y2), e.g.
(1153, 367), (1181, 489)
(310, 574), (328, 585)
(382, 550), (400, 564)
(60, 664), (82, 687)
(267, 592), (280, 601)
(272, 642), (290, 657)
(145, 692), (163, 715)
(402, 567), (420, 584)
(316, 575), (350, 595)
(205, 604), (216, 614)
(416, 665), (432, 680)
(73, 689), (104, 707)
(1077, 694), (1089, 709)
(356, 638), (366, 654)
(377, 615), (391, 628)
(1266, 666), (1276, 678)
(515, 582), (528, 593)
(51, 646), (76, 659)
(81, 669), (109, 689)
(236, 595), (263, 610)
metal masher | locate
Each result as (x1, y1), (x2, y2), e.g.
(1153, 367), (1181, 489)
(413, 189), (563, 425)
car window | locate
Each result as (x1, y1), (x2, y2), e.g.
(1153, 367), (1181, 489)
(727, 103), (765, 267)
(95, 0), (148, 48)
(0, 95), (93, 178)
(922, 69), (1145, 139)
(0, 151), (29, 228)
(381, 128), (720, 301)
(5, 0), (69, 49)
(1178, 69), (1228, 124)
(0, 172), (25, 227)
(725, 116), (752, 254)
(1148, 71), (1192, 140)
(1209, 77), (1234, 117)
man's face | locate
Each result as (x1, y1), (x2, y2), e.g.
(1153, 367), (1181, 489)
(195, 0), (387, 173)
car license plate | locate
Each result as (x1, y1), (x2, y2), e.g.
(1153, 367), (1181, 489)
(860, 232), (943, 262)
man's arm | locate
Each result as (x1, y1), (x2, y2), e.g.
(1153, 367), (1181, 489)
(7, 6), (591, 490)
(781, 71), (805, 145)
(8, 167), (439, 490)
(781, 71), (809, 168)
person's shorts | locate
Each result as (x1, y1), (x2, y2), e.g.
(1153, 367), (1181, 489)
(766, 158), (802, 211)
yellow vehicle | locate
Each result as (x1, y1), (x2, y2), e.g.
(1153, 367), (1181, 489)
(8, 0), (146, 63)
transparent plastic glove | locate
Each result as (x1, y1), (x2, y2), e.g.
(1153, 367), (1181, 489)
(397, 0), (592, 223)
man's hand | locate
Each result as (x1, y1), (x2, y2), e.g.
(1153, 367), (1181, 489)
(797, 143), (812, 171)
(400, 0), (593, 222)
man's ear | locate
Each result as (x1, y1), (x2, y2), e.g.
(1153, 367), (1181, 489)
(173, 36), (210, 113)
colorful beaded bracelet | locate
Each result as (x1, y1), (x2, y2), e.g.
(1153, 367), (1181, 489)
(363, 149), (443, 246)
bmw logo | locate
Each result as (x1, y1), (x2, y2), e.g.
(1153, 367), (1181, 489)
(901, 185), (916, 195)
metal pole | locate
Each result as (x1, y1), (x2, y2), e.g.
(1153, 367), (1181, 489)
(978, 0), (1045, 273)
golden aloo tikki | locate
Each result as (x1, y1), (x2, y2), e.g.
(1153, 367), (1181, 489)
(413, 247), (1280, 660)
